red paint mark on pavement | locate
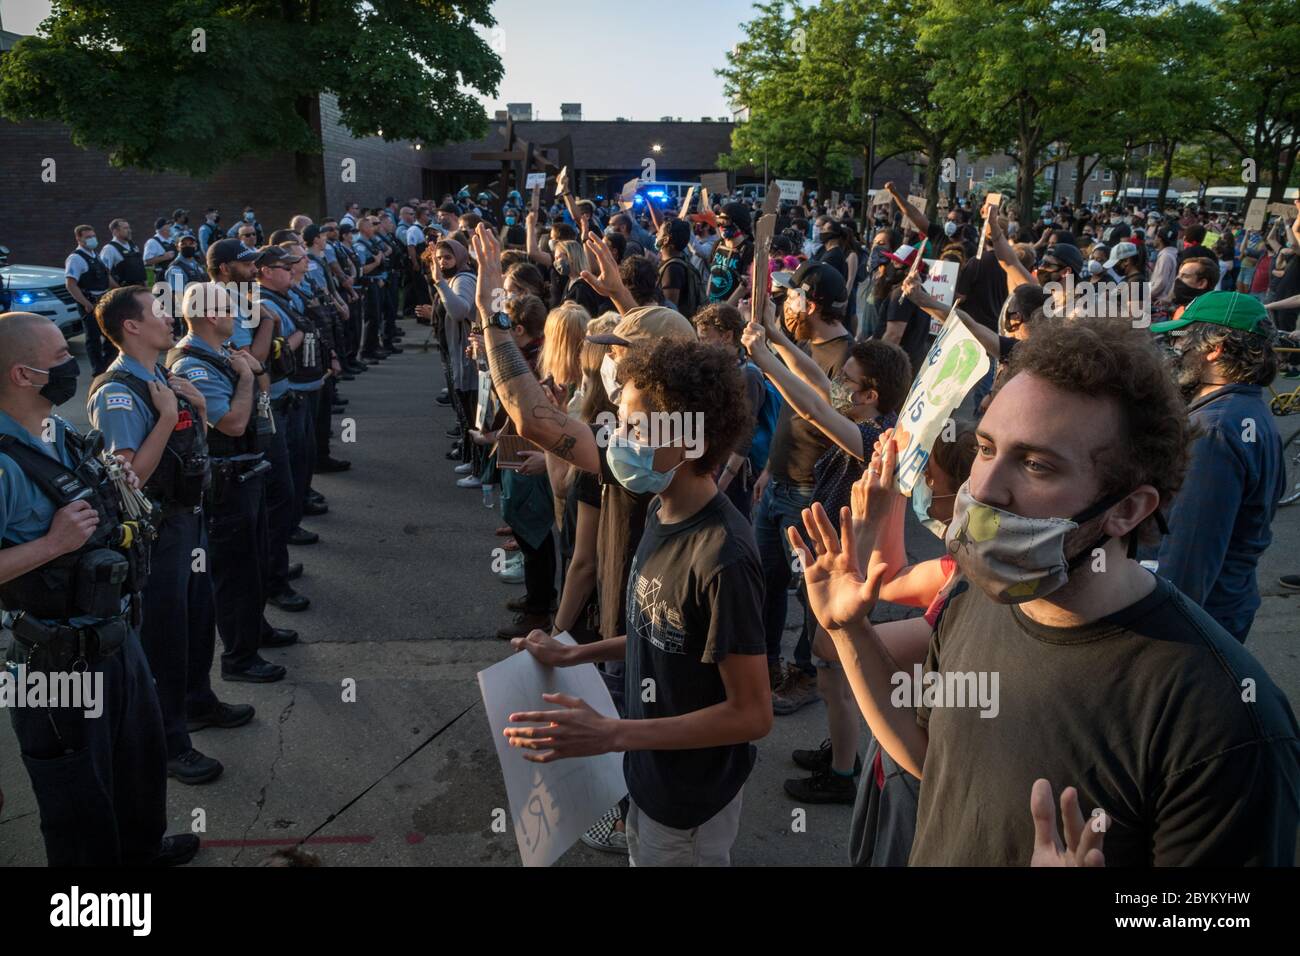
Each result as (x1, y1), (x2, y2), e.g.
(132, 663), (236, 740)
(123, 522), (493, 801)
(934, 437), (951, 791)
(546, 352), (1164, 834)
(406, 832), (426, 844)
(201, 835), (376, 848)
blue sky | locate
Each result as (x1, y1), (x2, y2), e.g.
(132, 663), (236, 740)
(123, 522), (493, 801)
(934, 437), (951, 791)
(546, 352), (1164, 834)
(2, 0), (753, 120)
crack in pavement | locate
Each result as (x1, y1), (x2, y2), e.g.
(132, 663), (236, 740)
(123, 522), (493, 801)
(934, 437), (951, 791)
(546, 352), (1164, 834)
(231, 685), (297, 865)
(0, 810), (37, 826)
(295, 697), (481, 849)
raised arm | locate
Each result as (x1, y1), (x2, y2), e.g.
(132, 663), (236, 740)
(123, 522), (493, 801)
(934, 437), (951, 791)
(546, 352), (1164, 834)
(885, 180), (929, 235)
(525, 210), (552, 269)
(985, 202), (1036, 289)
(579, 235), (639, 314)
(471, 224), (602, 475)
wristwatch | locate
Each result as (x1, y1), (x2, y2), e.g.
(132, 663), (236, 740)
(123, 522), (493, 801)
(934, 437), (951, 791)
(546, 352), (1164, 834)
(485, 310), (512, 332)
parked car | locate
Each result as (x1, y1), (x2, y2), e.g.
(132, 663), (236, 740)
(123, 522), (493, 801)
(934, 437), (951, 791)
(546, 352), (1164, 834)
(0, 246), (85, 339)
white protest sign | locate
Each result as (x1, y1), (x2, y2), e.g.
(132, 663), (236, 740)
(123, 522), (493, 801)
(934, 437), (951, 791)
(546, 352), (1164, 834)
(1244, 198), (1268, 232)
(477, 633), (627, 867)
(775, 179), (804, 203)
(525, 172), (546, 190)
(475, 363), (494, 430)
(923, 258), (959, 310)
(894, 308), (991, 496)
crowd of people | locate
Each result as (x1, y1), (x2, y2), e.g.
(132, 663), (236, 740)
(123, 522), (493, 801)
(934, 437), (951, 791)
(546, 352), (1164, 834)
(2, 172), (1299, 867)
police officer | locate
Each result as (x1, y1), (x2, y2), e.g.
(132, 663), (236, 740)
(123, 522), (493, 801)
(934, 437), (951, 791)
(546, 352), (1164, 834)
(226, 206), (264, 245)
(335, 223), (368, 367)
(376, 218), (404, 353)
(88, 285), (258, 785)
(208, 241), (310, 619)
(100, 219), (148, 289)
(142, 217), (178, 287)
(64, 224), (117, 375)
(164, 233), (210, 337)
(167, 284), (288, 683)
(254, 246), (327, 553)
(352, 217), (390, 362)
(198, 208), (223, 255)
(0, 310), (199, 865)
(171, 208), (193, 241)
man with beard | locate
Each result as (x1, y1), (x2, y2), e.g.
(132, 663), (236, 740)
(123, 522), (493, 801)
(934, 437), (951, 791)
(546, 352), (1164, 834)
(1151, 292), (1285, 643)
(1167, 257), (1218, 322)
(793, 317), (1299, 865)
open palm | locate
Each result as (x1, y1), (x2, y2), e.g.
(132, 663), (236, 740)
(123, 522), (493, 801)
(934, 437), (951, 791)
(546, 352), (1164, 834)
(788, 502), (886, 633)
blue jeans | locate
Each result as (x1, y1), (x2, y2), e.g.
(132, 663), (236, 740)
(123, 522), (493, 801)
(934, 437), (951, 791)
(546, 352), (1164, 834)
(969, 363), (996, 415)
(753, 479), (815, 675)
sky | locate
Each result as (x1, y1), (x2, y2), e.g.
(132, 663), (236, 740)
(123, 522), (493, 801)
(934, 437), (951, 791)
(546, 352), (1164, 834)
(2, 0), (752, 120)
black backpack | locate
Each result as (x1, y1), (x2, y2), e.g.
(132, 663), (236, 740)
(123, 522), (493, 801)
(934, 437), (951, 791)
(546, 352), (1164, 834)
(658, 255), (704, 319)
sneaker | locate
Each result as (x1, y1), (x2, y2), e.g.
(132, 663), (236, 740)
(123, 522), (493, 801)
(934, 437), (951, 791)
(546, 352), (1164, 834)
(454, 462), (473, 475)
(783, 767), (858, 805)
(167, 748), (224, 785)
(1284, 367), (1300, 380)
(496, 611), (552, 640)
(151, 833), (201, 867)
(773, 664), (821, 716)
(457, 475), (483, 489)
(792, 739), (862, 775)
(1280, 574), (1300, 590)
(580, 806), (628, 854)
(436, 391), (452, 406)
(498, 557), (525, 585)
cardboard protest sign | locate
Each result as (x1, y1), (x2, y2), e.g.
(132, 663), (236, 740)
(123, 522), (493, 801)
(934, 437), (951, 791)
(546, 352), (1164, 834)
(555, 166), (570, 198)
(775, 179), (804, 203)
(531, 185), (541, 213)
(751, 212), (777, 327)
(871, 189), (892, 210)
(831, 191), (841, 209)
(922, 258), (960, 334)
(477, 633), (626, 867)
(976, 192), (1003, 261)
(678, 185), (698, 220)
(475, 365), (495, 431)
(618, 176), (641, 210)
(525, 172), (546, 190)
(1245, 198), (1268, 232)
(907, 194), (927, 216)
(1269, 202), (1298, 221)
(762, 188), (780, 216)
(496, 433), (541, 469)
(701, 172), (729, 196)
(894, 308), (991, 496)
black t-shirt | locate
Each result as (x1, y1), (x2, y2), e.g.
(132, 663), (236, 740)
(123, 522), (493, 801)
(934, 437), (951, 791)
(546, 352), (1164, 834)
(814, 244), (849, 280)
(909, 574), (1300, 866)
(879, 288), (931, 377)
(956, 251), (1008, 332)
(623, 493), (766, 829)
(766, 334), (852, 486)
(563, 278), (613, 318)
(708, 240), (753, 303)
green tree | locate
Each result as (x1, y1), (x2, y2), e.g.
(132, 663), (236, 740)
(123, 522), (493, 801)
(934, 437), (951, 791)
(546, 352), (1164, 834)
(0, 0), (502, 212)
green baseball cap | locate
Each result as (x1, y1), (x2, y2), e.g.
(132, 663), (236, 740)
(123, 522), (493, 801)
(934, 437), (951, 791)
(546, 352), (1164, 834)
(1150, 290), (1268, 335)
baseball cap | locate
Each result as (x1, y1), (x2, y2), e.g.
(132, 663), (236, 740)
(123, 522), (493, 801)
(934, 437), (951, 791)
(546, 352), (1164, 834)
(1102, 241), (1138, 270)
(154, 217), (170, 231)
(338, 223), (355, 235)
(173, 208), (188, 219)
(206, 238), (258, 271)
(790, 260), (849, 311)
(882, 244), (918, 268)
(1150, 290), (1268, 335)
(1043, 242), (1084, 274)
(585, 305), (697, 347)
(718, 202), (752, 234)
(253, 245), (302, 267)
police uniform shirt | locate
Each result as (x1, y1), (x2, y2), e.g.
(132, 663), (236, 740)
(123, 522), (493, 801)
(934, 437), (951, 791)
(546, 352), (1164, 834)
(251, 293), (298, 400)
(304, 257), (329, 292)
(64, 248), (108, 290)
(323, 241), (340, 266)
(164, 259), (205, 303)
(170, 335), (240, 430)
(339, 214), (357, 230)
(405, 224), (424, 247)
(198, 221), (222, 254)
(225, 290), (258, 351)
(142, 232), (172, 265)
(0, 409), (76, 547)
(87, 354), (169, 455)
(98, 241), (125, 273)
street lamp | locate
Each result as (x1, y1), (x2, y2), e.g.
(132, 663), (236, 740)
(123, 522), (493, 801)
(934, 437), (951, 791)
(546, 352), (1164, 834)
(651, 143), (662, 153)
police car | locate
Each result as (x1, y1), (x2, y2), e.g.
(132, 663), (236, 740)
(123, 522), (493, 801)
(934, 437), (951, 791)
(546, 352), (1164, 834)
(0, 247), (85, 339)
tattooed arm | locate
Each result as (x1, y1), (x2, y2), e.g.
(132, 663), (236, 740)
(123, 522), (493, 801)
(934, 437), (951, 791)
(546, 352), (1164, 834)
(472, 224), (605, 475)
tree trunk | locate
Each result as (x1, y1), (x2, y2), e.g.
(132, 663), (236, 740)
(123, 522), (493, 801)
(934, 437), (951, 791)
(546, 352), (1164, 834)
(1157, 139), (1176, 208)
(924, 138), (942, 221)
(1270, 129), (1299, 203)
(1073, 155), (1086, 207)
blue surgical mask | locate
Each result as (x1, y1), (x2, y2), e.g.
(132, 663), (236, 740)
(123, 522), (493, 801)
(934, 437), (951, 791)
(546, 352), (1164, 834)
(605, 427), (683, 495)
(505, 216), (517, 226)
(911, 479), (949, 538)
(85, 236), (99, 250)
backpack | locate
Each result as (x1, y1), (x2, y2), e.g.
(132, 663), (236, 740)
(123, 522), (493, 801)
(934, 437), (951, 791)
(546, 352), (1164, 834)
(658, 255), (705, 319)
(744, 362), (783, 474)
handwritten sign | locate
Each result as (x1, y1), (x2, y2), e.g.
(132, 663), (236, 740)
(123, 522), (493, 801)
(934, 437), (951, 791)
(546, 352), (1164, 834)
(701, 172), (729, 196)
(894, 308), (991, 496)
(775, 179), (804, 203)
(922, 258), (959, 334)
(525, 172), (546, 190)
(1269, 202), (1298, 222)
(477, 633), (627, 867)
(1244, 198), (1268, 232)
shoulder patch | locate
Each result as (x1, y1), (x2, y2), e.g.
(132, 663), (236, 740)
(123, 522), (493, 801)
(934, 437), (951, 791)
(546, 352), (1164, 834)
(184, 366), (210, 382)
(105, 393), (134, 411)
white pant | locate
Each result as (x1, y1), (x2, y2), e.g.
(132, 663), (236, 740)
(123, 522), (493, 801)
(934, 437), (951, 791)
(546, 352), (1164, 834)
(626, 788), (744, 867)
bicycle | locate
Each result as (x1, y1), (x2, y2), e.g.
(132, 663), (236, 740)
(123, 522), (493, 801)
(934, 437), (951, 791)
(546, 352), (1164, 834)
(1274, 346), (1300, 505)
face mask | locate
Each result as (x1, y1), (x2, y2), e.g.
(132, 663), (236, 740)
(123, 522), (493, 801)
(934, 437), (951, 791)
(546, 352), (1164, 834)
(505, 216), (516, 226)
(944, 221), (958, 237)
(911, 480), (949, 538)
(554, 260), (571, 277)
(818, 231), (836, 245)
(604, 429), (683, 495)
(720, 225), (740, 240)
(1173, 278), (1205, 306)
(1087, 259), (1104, 276)
(181, 246), (197, 258)
(22, 357), (80, 406)
(828, 377), (859, 415)
(599, 353), (620, 402)
(84, 236), (98, 250)
(944, 481), (1123, 604)
(244, 212), (255, 222)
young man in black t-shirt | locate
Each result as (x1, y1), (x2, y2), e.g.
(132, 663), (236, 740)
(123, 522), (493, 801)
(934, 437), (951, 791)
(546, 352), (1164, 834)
(503, 338), (771, 866)
(795, 319), (1300, 866)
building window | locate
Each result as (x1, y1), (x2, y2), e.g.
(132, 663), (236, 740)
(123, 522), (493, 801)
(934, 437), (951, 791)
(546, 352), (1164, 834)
(1102, 169), (1112, 181)
(984, 166), (995, 178)
(1045, 166), (1055, 181)
(1091, 169), (1099, 181)
(1072, 165), (1079, 180)
(966, 166), (974, 178)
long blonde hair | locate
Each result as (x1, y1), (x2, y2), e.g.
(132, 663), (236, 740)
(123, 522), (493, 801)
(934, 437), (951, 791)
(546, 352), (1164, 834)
(553, 239), (587, 280)
(539, 302), (590, 387)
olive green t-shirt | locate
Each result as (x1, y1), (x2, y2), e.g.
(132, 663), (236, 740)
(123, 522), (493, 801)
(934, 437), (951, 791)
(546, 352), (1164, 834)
(909, 573), (1300, 866)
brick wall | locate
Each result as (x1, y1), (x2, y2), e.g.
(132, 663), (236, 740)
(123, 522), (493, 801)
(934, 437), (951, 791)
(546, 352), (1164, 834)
(1, 117), (303, 268)
(319, 93), (433, 220)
